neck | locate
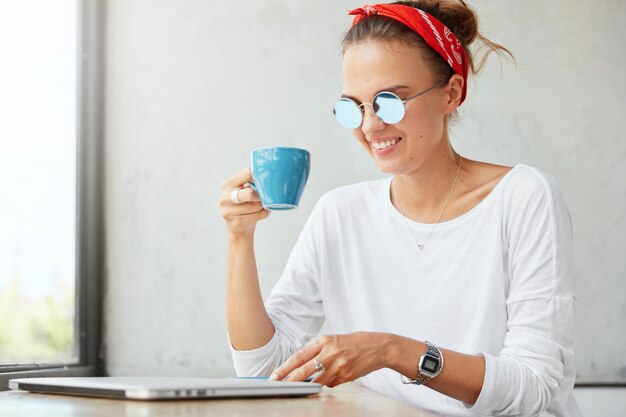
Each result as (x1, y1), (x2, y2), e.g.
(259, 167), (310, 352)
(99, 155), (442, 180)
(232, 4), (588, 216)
(393, 142), (462, 222)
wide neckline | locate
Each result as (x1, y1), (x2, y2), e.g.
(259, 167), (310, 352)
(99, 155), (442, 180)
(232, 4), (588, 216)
(383, 164), (521, 230)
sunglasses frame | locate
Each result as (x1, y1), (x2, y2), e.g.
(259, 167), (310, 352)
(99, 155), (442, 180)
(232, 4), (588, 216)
(333, 79), (448, 129)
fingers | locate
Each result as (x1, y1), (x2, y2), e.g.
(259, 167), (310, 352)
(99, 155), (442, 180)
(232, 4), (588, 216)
(283, 359), (319, 383)
(270, 344), (322, 382)
(221, 189), (265, 214)
(233, 187), (261, 203)
(224, 203), (270, 223)
(222, 167), (253, 189)
(219, 167), (272, 237)
(311, 370), (337, 387)
(274, 334), (373, 388)
(219, 168), (263, 214)
(220, 169), (260, 208)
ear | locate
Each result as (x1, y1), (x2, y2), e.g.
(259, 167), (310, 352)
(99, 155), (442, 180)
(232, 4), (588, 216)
(442, 74), (464, 115)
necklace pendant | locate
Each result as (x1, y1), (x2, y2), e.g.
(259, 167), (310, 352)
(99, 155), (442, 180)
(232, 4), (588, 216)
(417, 243), (424, 250)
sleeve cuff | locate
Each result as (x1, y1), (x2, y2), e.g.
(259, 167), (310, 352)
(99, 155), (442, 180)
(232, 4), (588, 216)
(228, 330), (280, 377)
(463, 352), (492, 415)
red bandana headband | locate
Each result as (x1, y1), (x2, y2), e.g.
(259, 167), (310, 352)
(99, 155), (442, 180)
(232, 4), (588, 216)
(348, 4), (469, 105)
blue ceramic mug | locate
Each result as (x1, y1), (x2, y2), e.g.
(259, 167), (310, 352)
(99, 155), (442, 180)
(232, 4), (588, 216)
(249, 147), (311, 210)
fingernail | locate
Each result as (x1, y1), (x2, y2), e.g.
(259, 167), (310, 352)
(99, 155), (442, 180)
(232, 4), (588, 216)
(268, 374), (278, 381)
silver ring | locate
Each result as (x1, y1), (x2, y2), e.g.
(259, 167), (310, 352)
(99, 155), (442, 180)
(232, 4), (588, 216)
(313, 358), (325, 373)
(230, 188), (243, 204)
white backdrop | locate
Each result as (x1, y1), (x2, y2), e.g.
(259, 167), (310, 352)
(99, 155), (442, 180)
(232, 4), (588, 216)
(104, 0), (626, 383)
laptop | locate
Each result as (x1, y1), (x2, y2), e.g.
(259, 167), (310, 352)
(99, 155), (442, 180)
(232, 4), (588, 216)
(8, 376), (322, 400)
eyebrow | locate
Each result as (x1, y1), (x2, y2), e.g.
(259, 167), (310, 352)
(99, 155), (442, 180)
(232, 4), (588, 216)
(341, 85), (411, 102)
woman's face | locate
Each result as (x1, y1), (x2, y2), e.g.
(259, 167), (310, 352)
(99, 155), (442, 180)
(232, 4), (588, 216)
(341, 39), (451, 174)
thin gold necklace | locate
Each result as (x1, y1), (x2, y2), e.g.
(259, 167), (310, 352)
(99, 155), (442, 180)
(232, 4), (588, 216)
(393, 155), (462, 250)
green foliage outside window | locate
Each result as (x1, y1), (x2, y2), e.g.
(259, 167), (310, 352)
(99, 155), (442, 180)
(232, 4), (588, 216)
(0, 274), (74, 365)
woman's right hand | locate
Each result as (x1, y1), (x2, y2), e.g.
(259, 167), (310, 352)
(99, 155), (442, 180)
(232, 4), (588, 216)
(219, 167), (271, 239)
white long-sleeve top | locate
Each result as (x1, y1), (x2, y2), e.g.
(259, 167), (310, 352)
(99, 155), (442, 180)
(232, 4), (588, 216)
(229, 164), (583, 417)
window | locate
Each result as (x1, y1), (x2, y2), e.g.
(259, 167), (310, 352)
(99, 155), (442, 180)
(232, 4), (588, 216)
(0, 0), (103, 388)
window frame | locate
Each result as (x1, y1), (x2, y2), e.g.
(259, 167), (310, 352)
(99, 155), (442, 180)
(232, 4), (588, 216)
(0, 0), (104, 389)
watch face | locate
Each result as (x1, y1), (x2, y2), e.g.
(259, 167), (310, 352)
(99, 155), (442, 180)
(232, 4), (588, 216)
(422, 356), (440, 373)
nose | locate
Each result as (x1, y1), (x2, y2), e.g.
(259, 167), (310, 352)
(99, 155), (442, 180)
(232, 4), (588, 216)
(360, 103), (385, 134)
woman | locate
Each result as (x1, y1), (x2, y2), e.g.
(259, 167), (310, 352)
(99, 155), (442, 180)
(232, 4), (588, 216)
(219, 2), (582, 416)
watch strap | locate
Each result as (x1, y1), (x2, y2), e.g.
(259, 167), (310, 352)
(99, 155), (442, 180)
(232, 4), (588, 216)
(400, 341), (442, 386)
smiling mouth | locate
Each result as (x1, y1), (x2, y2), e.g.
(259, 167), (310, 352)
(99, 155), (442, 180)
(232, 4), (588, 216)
(370, 138), (402, 150)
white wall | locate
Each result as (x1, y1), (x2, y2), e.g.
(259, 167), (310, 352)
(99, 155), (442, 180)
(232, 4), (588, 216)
(104, 0), (626, 382)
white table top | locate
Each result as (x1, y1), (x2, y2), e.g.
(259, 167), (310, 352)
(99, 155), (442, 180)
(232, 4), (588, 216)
(0, 381), (442, 417)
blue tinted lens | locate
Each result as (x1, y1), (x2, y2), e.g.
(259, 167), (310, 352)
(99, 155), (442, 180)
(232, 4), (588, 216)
(333, 99), (362, 129)
(374, 92), (404, 124)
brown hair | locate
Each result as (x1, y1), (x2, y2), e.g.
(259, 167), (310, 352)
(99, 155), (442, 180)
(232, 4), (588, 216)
(342, 1), (515, 119)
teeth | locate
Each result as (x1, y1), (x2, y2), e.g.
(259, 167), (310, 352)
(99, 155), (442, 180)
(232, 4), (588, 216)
(372, 138), (399, 150)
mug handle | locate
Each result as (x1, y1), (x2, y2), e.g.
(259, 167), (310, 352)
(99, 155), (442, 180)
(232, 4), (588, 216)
(246, 181), (257, 191)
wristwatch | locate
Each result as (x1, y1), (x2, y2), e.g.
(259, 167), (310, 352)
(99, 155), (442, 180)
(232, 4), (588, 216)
(401, 341), (444, 385)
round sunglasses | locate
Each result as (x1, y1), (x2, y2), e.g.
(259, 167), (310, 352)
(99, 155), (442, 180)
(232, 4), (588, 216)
(332, 80), (447, 129)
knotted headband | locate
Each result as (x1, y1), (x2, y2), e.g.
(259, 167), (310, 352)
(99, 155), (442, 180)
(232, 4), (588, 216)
(349, 4), (469, 105)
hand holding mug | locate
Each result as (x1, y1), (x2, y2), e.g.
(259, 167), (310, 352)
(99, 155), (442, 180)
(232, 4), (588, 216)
(220, 147), (311, 238)
(219, 167), (271, 238)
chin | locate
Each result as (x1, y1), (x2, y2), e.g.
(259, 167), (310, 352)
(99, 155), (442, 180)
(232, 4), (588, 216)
(372, 160), (399, 175)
